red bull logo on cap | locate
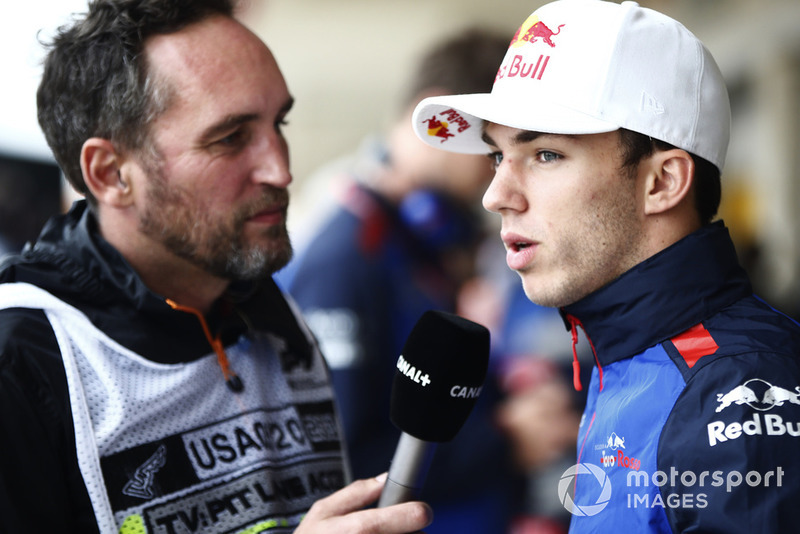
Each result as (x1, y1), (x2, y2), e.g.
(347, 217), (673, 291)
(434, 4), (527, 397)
(495, 54), (551, 84)
(495, 15), (563, 84)
(509, 14), (565, 49)
(422, 109), (472, 144)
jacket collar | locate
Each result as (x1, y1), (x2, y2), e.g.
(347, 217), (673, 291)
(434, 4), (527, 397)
(2, 201), (311, 367)
(561, 221), (752, 367)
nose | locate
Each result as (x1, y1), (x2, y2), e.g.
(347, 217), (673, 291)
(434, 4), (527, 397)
(482, 164), (525, 214)
(251, 132), (292, 188)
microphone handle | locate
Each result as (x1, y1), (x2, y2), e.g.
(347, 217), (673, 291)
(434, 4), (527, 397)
(377, 433), (436, 507)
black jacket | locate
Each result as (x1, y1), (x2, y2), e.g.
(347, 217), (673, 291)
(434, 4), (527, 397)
(0, 201), (318, 532)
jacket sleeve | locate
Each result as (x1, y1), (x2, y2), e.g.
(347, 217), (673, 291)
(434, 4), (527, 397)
(659, 350), (800, 533)
(0, 308), (99, 533)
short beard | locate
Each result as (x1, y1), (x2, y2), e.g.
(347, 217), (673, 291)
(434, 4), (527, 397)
(222, 224), (293, 280)
(139, 165), (293, 281)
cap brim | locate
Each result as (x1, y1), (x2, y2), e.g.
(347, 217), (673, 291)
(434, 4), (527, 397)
(412, 93), (621, 154)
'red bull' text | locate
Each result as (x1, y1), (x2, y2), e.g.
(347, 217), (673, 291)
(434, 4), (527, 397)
(496, 54), (551, 83)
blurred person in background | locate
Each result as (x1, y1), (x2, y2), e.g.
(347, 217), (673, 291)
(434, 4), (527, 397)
(461, 237), (588, 534)
(280, 28), (526, 533)
(0, 0), (433, 532)
(0, 157), (62, 255)
(491, 284), (586, 534)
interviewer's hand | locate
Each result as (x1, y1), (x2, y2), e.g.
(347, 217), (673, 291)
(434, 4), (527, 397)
(295, 474), (433, 533)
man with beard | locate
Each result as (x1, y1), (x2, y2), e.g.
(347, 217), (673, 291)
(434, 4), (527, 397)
(0, 1), (431, 533)
(410, 1), (800, 532)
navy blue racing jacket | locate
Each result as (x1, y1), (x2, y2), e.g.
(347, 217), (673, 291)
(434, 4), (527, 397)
(561, 221), (800, 533)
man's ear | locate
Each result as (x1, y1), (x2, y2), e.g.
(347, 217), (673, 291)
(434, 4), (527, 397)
(643, 149), (695, 216)
(80, 138), (133, 207)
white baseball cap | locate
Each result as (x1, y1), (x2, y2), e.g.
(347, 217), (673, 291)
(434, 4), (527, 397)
(411, 0), (731, 171)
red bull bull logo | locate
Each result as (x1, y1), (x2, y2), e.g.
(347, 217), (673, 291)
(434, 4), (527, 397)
(707, 378), (800, 446)
(495, 15), (563, 84)
(495, 15), (564, 84)
(421, 108), (471, 144)
(606, 432), (626, 450)
(715, 378), (800, 413)
(509, 15), (565, 49)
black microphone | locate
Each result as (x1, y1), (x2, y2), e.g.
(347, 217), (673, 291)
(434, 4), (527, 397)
(377, 310), (490, 507)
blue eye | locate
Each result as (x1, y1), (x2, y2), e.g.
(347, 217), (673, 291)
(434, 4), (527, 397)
(537, 150), (561, 163)
(488, 151), (503, 170)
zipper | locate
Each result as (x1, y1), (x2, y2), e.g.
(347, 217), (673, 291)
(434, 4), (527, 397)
(166, 299), (244, 392)
(565, 313), (603, 392)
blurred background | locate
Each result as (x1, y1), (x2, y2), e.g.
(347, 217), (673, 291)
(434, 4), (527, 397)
(1, 0), (799, 316)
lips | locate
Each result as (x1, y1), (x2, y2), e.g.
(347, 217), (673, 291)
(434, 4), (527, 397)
(245, 188), (290, 226)
(502, 231), (538, 271)
(247, 204), (286, 225)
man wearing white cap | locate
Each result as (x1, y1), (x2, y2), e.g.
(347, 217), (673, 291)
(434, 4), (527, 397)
(413, 0), (800, 532)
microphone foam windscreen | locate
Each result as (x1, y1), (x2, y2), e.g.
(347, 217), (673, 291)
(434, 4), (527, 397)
(390, 310), (490, 442)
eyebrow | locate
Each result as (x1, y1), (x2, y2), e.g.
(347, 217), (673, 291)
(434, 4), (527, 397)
(481, 127), (573, 148)
(198, 97), (295, 144)
(481, 129), (497, 148)
(199, 113), (259, 144)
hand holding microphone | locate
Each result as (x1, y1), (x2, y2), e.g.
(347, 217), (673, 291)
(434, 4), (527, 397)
(378, 310), (490, 507)
(296, 310), (487, 533)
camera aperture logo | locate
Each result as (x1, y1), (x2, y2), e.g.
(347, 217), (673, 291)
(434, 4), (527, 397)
(558, 463), (612, 516)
